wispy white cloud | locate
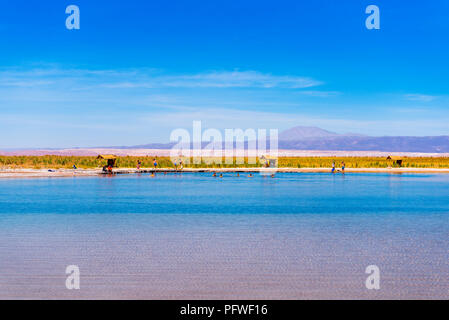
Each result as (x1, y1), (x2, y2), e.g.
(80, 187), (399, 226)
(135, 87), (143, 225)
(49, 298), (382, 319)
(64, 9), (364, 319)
(294, 90), (341, 97)
(1, 65), (448, 148)
(0, 67), (322, 89)
(404, 93), (438, 102)
(157, 71), (322, 89)
(97, 70), (322, 89)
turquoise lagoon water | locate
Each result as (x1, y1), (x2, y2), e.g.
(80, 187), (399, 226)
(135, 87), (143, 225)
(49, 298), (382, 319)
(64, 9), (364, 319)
(0, 172), (448, 299)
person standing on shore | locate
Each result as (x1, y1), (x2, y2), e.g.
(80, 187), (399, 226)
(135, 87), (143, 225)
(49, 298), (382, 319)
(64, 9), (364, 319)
(137, 160), (141, 170)
(341, 161), (345, 173)
(331, 161), (335, 173)
(153, 158), (158, 169)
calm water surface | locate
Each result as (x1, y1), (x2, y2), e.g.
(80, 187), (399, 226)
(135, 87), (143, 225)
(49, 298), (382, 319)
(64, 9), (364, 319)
(0, 172), (448, 299)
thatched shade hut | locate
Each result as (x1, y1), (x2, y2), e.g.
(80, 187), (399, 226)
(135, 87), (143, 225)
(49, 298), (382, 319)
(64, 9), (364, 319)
(97, 154), (117, 168)
(386, 156), (403, 166)
(260, 155), (278, 168)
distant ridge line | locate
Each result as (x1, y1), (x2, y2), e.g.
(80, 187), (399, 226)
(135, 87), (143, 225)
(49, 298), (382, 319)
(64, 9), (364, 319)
(2, 127), (449, 154)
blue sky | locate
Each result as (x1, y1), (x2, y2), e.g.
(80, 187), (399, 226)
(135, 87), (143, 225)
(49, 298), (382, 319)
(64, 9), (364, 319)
(0, 0), (448, 148)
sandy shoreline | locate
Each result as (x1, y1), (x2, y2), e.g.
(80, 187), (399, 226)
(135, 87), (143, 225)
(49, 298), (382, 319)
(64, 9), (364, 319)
(1, 167), (449, 178)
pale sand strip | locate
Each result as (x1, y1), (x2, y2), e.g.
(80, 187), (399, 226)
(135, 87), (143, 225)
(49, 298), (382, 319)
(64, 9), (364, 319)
(1, 148), (449, 157)
(1, 167), (449, 178)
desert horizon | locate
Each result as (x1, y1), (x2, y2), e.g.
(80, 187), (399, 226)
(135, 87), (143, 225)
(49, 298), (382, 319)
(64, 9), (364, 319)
(2, 125), (449, 154)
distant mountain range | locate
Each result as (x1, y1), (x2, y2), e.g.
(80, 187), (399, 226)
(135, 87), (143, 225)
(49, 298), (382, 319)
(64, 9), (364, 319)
(278, 126), (366, 140)
(3, 126), (447, 155)
(277, 126), (449, 153)
(114, 126), (449, 153)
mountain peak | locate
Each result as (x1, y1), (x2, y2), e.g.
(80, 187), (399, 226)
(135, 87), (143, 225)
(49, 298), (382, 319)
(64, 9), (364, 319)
(279, 126), (339, 140)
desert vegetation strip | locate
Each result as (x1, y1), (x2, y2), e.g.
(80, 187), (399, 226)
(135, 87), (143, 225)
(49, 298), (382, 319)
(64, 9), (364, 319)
(1, 155), (449, 169)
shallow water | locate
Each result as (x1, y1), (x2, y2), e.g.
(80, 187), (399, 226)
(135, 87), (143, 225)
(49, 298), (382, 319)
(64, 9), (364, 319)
(0, 172), (448, 299)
